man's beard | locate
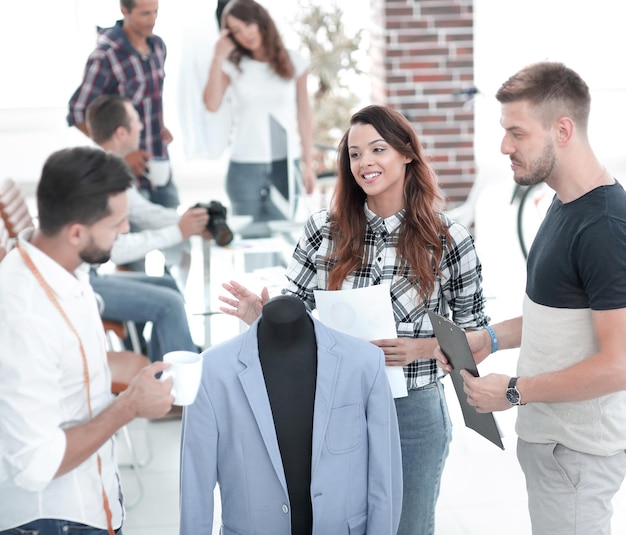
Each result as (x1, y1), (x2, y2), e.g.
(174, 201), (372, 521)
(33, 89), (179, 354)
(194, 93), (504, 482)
(513, 140), (556, 187)
(80, 240), (111, 265)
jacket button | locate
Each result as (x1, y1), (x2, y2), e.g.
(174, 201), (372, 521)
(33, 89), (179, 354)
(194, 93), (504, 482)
(282, 504), (289, 514)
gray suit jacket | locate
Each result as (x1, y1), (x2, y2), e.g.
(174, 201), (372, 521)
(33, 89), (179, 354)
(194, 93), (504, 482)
(180, 315), (402, 535)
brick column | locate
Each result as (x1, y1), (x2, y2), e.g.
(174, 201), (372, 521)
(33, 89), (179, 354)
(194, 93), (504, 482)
(369, 0), (475, 207)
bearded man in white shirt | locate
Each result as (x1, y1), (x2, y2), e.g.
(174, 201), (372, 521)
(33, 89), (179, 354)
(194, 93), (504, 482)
(0, 147), (174, 534)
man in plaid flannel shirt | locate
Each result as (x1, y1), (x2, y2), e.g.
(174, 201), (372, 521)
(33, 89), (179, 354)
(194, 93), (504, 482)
(67, 0), (179, 210)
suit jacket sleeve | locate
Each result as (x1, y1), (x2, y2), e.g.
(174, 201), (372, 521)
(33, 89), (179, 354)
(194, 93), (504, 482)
(180, 381), (218, 534)
(366, 352), (403, 534)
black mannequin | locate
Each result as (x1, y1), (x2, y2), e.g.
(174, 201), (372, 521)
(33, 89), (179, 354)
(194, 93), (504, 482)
(258, 295), (317, 535)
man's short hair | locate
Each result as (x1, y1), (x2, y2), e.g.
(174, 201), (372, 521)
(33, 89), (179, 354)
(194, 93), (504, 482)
(37, 147), (133, 235)
(120, 0), (137, 11)
(496, 61), (591, 130)
(86, 95), (133, 145)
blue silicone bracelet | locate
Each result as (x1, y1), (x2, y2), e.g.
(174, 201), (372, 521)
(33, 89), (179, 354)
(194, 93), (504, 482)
(485, 325), (498, 353)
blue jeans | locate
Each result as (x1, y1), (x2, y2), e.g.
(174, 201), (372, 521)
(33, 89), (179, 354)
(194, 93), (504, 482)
(139, 177), (180, 209)
(0, 519), (121, 534)
(90, 270), (197, 362)
(226, 159), (299, 222)
(394, 380), (452, 535)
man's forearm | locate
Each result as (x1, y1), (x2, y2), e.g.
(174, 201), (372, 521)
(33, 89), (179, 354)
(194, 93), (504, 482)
(492, 316), (523, 351)
(54, 393), (135, 478)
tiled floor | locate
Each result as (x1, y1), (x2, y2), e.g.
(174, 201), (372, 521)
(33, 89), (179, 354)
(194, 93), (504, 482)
(111, 159), (626, 534)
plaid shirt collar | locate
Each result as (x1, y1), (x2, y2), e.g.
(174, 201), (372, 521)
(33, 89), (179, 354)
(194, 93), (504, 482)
(364, 202), (406, 237)
(99, 20), (157, 57)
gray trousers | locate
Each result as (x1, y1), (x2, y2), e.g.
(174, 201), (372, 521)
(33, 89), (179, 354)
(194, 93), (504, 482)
(518, 438), (626, 535)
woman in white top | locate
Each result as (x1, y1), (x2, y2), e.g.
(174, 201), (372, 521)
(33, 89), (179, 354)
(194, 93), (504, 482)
(204, 0), (316, 222)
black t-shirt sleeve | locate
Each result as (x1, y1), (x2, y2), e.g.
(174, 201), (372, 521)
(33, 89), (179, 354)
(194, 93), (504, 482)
(575, 215), (626, 310)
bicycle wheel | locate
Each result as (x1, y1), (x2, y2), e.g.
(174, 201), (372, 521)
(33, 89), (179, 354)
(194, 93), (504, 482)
(516, 182), (553, 259)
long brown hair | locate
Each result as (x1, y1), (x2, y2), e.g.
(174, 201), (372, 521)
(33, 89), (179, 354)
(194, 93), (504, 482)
(328, 105), (450, 300)
(221, 0), (294, 79)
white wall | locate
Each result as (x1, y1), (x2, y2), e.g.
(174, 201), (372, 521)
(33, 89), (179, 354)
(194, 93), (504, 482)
(0, 1), (124, 181)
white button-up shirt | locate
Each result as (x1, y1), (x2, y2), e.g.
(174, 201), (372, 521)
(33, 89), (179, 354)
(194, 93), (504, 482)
(0, 229), (122, 530)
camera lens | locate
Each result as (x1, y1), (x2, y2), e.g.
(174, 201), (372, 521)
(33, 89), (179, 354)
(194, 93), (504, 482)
(206, 201), (233, 246)
(211, 220), (233, 246)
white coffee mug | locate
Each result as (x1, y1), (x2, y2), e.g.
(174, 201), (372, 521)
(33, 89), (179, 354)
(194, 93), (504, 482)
(161, 351), (203, 406)
(146, 157), (171, 187)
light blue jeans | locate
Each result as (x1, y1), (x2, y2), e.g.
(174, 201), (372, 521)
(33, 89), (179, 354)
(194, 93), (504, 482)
(140, 176), (180, 209)
(226, 159), (298, 222)
(90, 270), (197, 362)
(394, 380), (452, 535)
(0, 519), (121, 534)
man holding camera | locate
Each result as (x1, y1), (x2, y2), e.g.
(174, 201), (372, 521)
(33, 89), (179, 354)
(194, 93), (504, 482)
(86, 94), (208, 363)
(87, 94), (210, 262)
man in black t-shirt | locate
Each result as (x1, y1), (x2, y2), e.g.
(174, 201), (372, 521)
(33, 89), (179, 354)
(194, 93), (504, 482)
(436, 61), (626, 535)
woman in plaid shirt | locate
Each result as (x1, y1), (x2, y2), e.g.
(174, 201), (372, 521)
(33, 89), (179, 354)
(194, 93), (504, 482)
(221, 104), (490, 535)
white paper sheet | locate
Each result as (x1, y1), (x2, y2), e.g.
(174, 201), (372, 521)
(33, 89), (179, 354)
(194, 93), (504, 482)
(314, 285), (408, 398)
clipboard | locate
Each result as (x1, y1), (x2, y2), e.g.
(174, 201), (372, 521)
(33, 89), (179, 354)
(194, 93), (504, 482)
(427, 311), (504, 450)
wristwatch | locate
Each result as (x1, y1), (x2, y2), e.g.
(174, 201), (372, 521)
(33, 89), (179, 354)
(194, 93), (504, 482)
(505, 377), (525, 406)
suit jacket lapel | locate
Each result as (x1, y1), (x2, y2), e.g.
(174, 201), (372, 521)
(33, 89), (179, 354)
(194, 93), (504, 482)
(310, 318), (341, 477)
(237, 321), (289, 494)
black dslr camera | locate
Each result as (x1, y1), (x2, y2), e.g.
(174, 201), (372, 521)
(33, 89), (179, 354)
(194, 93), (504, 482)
(194, 201), (233, 246)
